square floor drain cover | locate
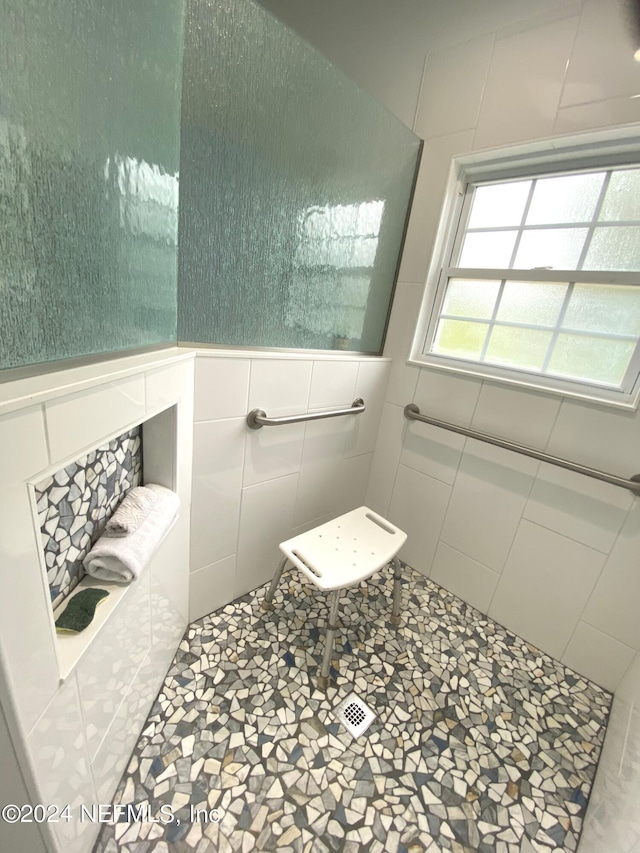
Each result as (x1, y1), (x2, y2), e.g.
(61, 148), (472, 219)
(334, 692), (376, 738)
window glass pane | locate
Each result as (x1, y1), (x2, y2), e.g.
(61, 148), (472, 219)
(496, 281), (567, 327)
(459, 231), (517, 268)
(548, 334), (635, 386)
(433, 319), (488, 359)
(442, 279), (501, 319)
(514, 228), (587, 270)
(583, 226), (640, 271)
(563, 284), (640, 336)
(484, 326), (552, 370)
(526, 172), (604, 225)
(468, 181), (531, 228)
(599, 169), (640, 222)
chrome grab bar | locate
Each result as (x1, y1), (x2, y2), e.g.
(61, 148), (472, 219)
(404, 403), (640, 497)
(247, 398), (365, 430)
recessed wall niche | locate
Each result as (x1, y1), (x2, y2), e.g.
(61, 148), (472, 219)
(34, 427), (143, 609)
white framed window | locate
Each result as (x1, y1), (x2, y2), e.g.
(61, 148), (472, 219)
(410, 131), (640, 409)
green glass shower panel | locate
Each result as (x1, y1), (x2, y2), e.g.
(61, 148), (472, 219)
(178, 0), (421, 353)
(0, 0), (183, 371)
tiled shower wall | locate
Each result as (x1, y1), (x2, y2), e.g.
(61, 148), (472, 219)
(35, 427), (143, 608)
(189, 350), (391, 622)
(368, 0), (640, 694)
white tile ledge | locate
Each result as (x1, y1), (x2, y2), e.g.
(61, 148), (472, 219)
(0, 348), (194, 418)
(190, 346), (391, 363)
(54, 513), (180, 682)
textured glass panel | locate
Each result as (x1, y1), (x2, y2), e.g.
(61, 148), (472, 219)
(433, 320), (488, 359)
(485, 327), (552, 370)
(526, 172), (604, 225)
(459, 231), (518, 268)
(0, 0), (183, 370)
(514, 228), (587, 270)
(583, 226), (640, 271)
(548, 334), (635, 386)
(497, 281), (568, 327)
(563, 284), (640, 336)
(599, 169), (640, 221)
(468, 181), (531, 228)
(442, 279), (500, 320)
(178, 0), (421, 353)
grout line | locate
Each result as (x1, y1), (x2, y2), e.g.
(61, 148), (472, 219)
(41, 404), (52, 466)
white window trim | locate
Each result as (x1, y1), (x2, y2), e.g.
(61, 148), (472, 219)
(409, 127), (640, 410)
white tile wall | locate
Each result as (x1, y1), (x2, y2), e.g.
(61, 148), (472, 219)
(0, 352), (193, 853)
(191, 418), (245, 569)
(440, 440), (538, 571)
(192, 353), (391, 613)
(45, 375), (146, 464)
(473, 15), (580, 149)
(580, 653), (640, 851)
(388, 464), (451, 575)
(488, 520), (606, 660)
(373, 0), (640, 700)
(189, 555), (237, 622)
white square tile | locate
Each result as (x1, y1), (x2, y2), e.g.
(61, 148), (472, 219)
(0, 405), (48, 482)
(471, 382), (560, 449)
(555, 95), (640, 135)
(235, 474), (298, 597)
(91, 651), (159, 804)
(400, 419), (465, 486)
(430, 542), (500, 614)
(343, 360), (391, 458)
(150, 511), (190, 674)
(440, 439), (537, 571)
(414, 368), (482, 427)
(388, 464), (451, 576)
(489, 520), (606, 660)
(617, 651), (640, 705)
(561, 0), (640, 107)
(398, 131), (475, 285)
(547, 398), (640, 480)
(414, 34), (495, 139)
(366, 403), (407, 512)
(581, 501), (640, 649)
(524, 462), (632, 554)
(76, 571), (151, 760)
(335, 453), (373, 516)
(243, 420), (305, 488)
(194, 356), (250, 422)
(189, 555), (237, 622)
(562, 621), (636, 692)
(308, 360), (359, 409)
(145, 359), (194, 414)
(302, 414), (351, 467)
(45, 375), (146, 464)
(0, 516), (59, 729)
(0, 705), (46, 853)
(248, 358), (312, 415)
(474, 15), (579, 149)
(385, 362), (420, 409)
(191, 418), (245, 569)
(27, 674), (99, 853)
(294, 459), (344, 527)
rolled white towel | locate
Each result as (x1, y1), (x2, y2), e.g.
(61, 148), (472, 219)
(104, 486), (158, 537)
(83, 484), (180, 584)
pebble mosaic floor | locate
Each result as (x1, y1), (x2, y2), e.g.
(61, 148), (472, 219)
(94, 564), (611, 853)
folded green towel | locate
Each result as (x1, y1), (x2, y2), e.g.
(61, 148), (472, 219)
(55, 588), (109, 634)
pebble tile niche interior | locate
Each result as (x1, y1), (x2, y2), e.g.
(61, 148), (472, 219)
(35, 427), (143, 609)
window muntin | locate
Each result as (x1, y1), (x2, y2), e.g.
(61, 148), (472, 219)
(423, 164), (640, 402)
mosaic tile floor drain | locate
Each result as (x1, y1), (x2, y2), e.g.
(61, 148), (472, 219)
(94, 565), (611, 853)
